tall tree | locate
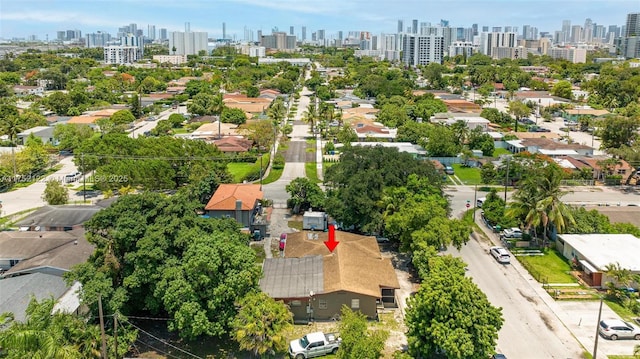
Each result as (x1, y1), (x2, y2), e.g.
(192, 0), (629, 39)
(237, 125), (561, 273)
(286, 177), (325, 214)
(406, 255), (503, 359)
(232, 292), (293, 357)
(507, 101), (531, 132)
(337, 306), (388, 359)
(188, 92), (225, 117)
(43, 180), (69, 205)
(0, 104), (26, 180)
(597, 115), (639, 149)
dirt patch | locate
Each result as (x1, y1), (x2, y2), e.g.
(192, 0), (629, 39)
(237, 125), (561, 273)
(539, 312), (554, 331)
(518, 288), (538, 304)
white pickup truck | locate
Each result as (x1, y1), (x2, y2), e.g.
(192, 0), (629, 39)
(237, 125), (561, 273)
(289, 331), (341, 358)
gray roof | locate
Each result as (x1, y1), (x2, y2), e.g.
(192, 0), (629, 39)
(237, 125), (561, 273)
(0, 273), (69, 322)
(15, 205), (105, 228)
(260, 256), (324, 298)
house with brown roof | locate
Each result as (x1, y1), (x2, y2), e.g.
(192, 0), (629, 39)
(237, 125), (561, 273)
(260, 231), (400, 321)
(352, 122), (397, 142)
(223, 93), (273, 116)
(442, 99), (481, 113)
(563, 108), (610, 122)
(0, 230), (93, 277)
(66, 115), (103, 126)
(212, 136), (253, 153)
(204, 184), (266, 235)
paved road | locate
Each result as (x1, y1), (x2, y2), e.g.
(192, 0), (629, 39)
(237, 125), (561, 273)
(0, 156), (80, 217)
(446, 226), (584, 358)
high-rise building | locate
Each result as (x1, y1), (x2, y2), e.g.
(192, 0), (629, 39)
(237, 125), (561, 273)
(479, 32), (517, 57)
(289, 26), (294, 35)
(147, 25), (156, 40)
(472, 24), (478, 36)
(402, 34), (444, 66)
(397, 20), (404, 33)
(622, 12), (640, 58)
(492, 27), (502, 33)
(482, 26), (489, 32)
(317, 29), (325, 41)
(562, 20), (571, 43)
(168, 31), (208, 55)
(260, 31), (296, 50)
(583, 18), (594, 43)
(223, 22), (227, 39)
(571, 25), (582, 43)
(302, 26), (306, 41)
(159, 28), (168, 40)
(86, 31), (111, 48)
(338, 31), (343, 43)
(412, 19), (418, 34)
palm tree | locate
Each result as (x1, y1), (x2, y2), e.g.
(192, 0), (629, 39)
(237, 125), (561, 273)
(0, 105), (26, 181)
(507, 100), (531, 133)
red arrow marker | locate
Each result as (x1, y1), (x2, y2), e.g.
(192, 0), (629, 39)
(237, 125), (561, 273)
(324, 224), (339, 253)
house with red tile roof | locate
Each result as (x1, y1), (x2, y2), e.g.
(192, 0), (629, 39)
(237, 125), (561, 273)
(212, 137), (253, 153)
(204, 184), (266, 235)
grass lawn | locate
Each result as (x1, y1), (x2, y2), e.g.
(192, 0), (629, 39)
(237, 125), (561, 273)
(605, 299), (637, 321)
(227, 162), (256, 183)
(305, 162), (320, 183)
(492, 148), (511, 157)
(517, 249), (577, 284)
(262, 167), (283, 185)
(288, 220), (303, 230)
(172, 127), (189, 134)
(451, 164), (481, 185)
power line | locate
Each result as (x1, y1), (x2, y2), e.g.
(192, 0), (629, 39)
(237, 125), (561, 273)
(120, 317), (203, 359)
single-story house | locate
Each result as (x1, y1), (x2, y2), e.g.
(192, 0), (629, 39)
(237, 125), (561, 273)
(441, 99), (482, 113)
(505, 138), (593, 157)
(431, 113), (490, 131)
(555, 155), (634, 183)
(204, 184), (266, 236)
(0, 230), (93, 277)
(563, 108), (610, 122)
(348, 142), (427, 159)
(352, 122), (397, 142)
(260, 231), (400, 322)
(15, 203), (111, 231)
(556, 234), (640, 289)
(67, 115), (102, 127)
(0, 273), (85, 322)
(17, 126), (55, 145)
(212, 136), (253, 153)
(12, 85), (45, 96)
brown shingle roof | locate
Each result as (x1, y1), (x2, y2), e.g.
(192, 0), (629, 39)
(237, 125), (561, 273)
(204, 184), (263, 211)
(285, 231), (400, 298)
(212, 137), (253, 152)
(520, 138), (592, 151)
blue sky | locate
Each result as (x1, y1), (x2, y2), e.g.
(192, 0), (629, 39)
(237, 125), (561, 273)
(0, 0), (637, 40)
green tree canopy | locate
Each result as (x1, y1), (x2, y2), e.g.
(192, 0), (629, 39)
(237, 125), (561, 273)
(286, 177), (325, 214)
(221, 107), (248, 125)
(43, 180), (69, 205)
(232, 292), (293, 357)
(337, 306), (388, 359)
(406, 255), (503, 359)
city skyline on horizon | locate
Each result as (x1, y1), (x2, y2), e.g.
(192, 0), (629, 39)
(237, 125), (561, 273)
(1, 0), (637, 41)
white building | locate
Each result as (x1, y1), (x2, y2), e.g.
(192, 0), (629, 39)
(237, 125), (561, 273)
(104, 46), (140, 64)
(479, 32), (517, 57)
(152, 55), (188, 65)
(557, 234), (640, 289)
(169, 31), (208, 55)
(548, 47), (587, 63)
(402, 34), (444, 67)
(448, 41), (475, 58)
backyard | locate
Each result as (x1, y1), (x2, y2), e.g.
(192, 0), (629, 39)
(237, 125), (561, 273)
(516, 249), (577, 284)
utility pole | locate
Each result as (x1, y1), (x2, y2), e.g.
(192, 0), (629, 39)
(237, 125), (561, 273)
(81, 153), (86, 203)
(98, 295), (108, 359)
(593, 296), (603, 359)
(473, 183), (478, 222)
(259, 155), (263, 191)
(114, 312), (118, 359)
(504, 157), (510, 204)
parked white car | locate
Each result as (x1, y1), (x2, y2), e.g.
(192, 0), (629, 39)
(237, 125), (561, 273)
(501, 228), (523, 239)
(490, 246), (511, 264)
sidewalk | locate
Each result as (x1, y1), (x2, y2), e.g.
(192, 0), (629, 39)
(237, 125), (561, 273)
(472, 211), (594, 356)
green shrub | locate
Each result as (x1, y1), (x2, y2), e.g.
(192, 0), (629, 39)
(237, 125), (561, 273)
(272, 153), (285, 170)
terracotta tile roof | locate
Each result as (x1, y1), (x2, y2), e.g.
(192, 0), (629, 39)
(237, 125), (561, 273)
(67, 116), (102, 124)
(90, 109), (119, 117)
(354, 124), (389, 134)
(285, 231), (400, 298)
(556, 156), (591, 170)
(193, 122), (242, 136)
(565, 109), (610, 116)
(204, 184), (263, 211)
(343, 107), (379, 115)
(223, 93), (272, 103)
(225, 102), (269, 113)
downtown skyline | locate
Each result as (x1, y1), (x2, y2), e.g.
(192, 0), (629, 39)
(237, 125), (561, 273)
(0, 0), (638, 40)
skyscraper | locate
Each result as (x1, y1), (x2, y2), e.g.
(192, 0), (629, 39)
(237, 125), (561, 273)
(159, 28), (168, 40)
(302, 26), (306, 41)
(147, 25), (156, 40)
(562, 20), (571, 43)
(223, 22), (227, 39)
(583, 18), (593, 43)
(622, 12), (640, 58)
(472, 24), (478, 36)
(402, 34), (444, 66)
(290, 26), (294, 35)
(397, 20), (404, 33)
(412, 19), (418, 34)
(169, 31), (208, 55)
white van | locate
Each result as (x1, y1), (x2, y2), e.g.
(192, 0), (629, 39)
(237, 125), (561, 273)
(477, 197), (487, 208)
(490, 246), (511, 264)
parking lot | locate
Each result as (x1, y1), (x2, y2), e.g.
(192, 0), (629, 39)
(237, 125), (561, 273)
(556, 301), (639, 357)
